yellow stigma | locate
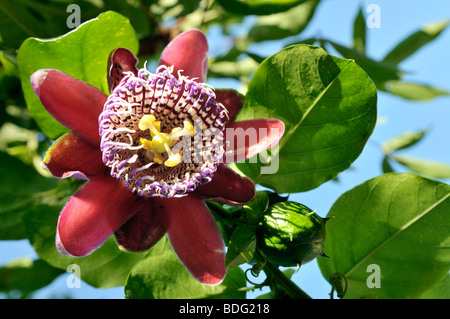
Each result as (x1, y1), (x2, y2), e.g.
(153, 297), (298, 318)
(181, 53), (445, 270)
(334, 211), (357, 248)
(138, 115), (194, 167)
(151, 133), (171, 154)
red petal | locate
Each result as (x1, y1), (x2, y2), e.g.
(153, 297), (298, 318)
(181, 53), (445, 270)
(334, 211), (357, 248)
(215, 89), (244, 124)
(107, 48), (139, 93)
(115, 204), (166, 252)
(56, 174), (143, 257)
(223, 118), (285, 163)
(158, 29), (209, 82)
(153, 193), (226, 285)
(42, 132), (104, 179)
(31, 69), (107, 147)
(196, 164), (255, 205)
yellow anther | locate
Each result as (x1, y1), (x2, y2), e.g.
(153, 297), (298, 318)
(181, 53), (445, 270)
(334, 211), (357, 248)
(164, 153), (182, 167)
(140, 137), (153, 150)
(153, 153), (164, 165)
(170, 120), (195, 142)
(164, 143), (183, 167)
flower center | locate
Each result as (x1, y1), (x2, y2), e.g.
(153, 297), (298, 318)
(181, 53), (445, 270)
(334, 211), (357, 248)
(138, 114), (194, 167)
(98, 65), (228, 198)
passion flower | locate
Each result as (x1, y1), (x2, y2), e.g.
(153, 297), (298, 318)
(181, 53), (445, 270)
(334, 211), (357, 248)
(30, 29), (285, 285)
(256, 201), (327, 267)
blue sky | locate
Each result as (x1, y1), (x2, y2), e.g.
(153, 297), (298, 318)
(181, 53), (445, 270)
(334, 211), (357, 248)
(1, 0), (449, 299)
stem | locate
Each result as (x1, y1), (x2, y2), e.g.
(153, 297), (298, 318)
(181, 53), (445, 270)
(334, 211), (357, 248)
(263, 262), (312, 299)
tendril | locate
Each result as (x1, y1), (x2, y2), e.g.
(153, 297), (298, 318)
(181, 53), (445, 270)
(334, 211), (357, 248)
(244, 258), (267, 286)
(245, 268), (266, 287)
(329, 272), (347, 299)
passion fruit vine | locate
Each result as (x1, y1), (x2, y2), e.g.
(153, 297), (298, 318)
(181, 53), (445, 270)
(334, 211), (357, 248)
(256, 201), (328, 267)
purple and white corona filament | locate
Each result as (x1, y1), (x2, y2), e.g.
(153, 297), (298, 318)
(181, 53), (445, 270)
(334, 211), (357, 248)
(98, 65), (229, 198)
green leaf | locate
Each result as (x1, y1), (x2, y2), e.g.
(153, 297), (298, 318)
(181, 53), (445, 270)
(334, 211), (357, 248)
(352, 7), (366, 54)
(244, 191), (269, 225)
(0, 193), (34, 240)
(0, 51), (19, 77)
(263, 190), (289, 206)
(247, 0), (319, 42)
(0, 151), (59, 240)
(103, 0), (153, 38)
(234, 45), (377, 193)
(208, 57), (259, 79)
(215, 0), (308, 16)
(0, 151), (57, 194)
(225, 225), (257, 269)
(383, 20), (449, 65)
(206, 201), (237, 244)
(381, 81), (449, 101)
(381, 156), (394, 174)
(418, 273), (450, 299)
(125, 237), (247, 299)
(393, 156), (450, 179)
(0, 0), (52, 48)
(326, 40), (403, 83)
(17, 11), (139, 139)
(318, 173), (450, 299)
(22, 204), (148, 289)
(381, 129), (427, 155)
(151, 0), (201, 20)
(0, 258), (63, 295)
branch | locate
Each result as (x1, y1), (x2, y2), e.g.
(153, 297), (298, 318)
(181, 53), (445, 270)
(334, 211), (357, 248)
(263, 262), (312, 299)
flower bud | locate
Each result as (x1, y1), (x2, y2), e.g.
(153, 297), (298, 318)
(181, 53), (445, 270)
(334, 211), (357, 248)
(256, 201), (327, 267)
